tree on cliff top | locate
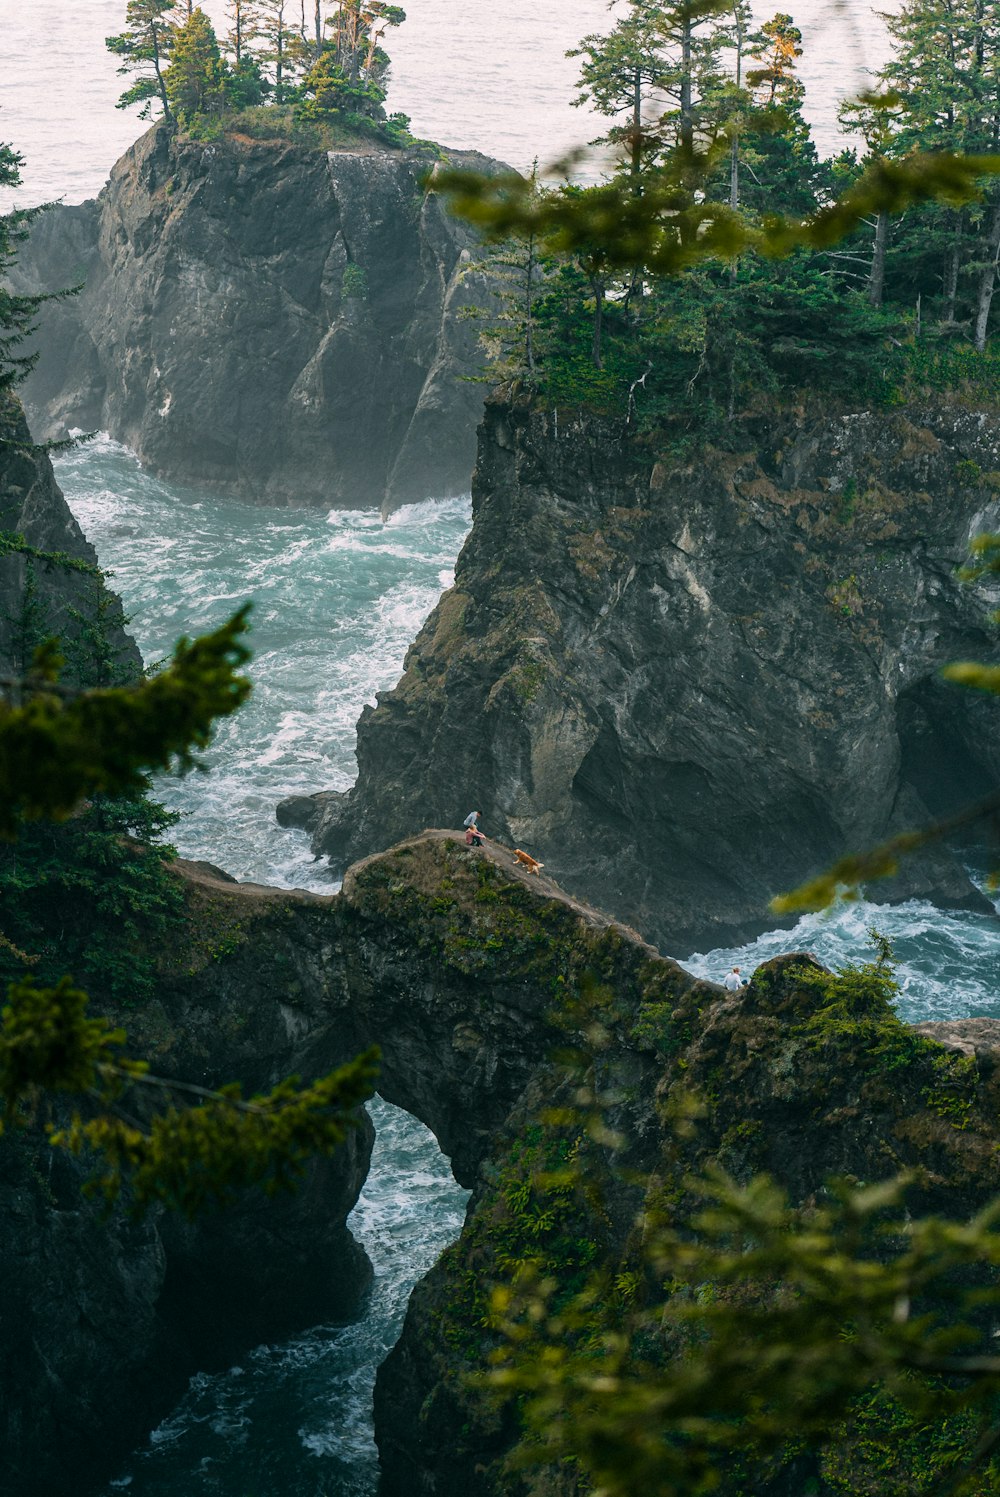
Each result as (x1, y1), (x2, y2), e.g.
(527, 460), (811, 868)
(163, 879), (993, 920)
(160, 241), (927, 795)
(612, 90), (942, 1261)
(107, 0), (180, 125)
(296, 0), (407, 126)
(0, 146), (48, 399)
(165, 8), (228, 128)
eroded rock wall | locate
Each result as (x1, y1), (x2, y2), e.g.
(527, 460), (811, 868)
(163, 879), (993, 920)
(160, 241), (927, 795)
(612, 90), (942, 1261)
(282, 394), (1000, 953)
(4, 828), (999, 1495)
(0, 392), (139, 681)
(12, 128), (498, 512)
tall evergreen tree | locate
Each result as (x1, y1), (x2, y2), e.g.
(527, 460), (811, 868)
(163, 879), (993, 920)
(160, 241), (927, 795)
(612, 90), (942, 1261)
(880, 0), (1000, 333)
(224, 0), (260, 67)
(0, 147), (51, 401)
(297, 0), (406, 122)
(165, 8), (227, 126)
(258, 0), (308, 103)
(106, 0), (180, 124)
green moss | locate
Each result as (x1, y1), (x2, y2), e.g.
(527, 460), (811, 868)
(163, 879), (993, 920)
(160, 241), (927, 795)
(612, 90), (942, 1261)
(955, 458), (982, 484)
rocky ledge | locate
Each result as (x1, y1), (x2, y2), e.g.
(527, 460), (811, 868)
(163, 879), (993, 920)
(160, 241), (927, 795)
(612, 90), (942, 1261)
(280, 392), (1000, 953)
(12, 126), (500, 512)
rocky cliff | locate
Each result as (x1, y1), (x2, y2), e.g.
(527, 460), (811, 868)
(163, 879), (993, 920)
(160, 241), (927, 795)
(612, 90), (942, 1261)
(11, 126), (499, 513)
(280, 393), (1000, 954)
(0, 854), (375, 1497)
(0, 392), (140, 681)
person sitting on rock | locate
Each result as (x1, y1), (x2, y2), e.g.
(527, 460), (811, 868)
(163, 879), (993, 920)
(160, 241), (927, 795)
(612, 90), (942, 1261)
(723, 965), (745, 991)
(463, 810), (485, 847)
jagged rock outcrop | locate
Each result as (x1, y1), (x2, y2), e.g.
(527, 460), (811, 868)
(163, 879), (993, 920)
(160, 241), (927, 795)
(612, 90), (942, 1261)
(280, 394), (1000, 954)
(12, 126), (500, 513)
(0, 392), (139, 680)
(0, 859), (375, 1497)
(360, 843), (1000, 1497)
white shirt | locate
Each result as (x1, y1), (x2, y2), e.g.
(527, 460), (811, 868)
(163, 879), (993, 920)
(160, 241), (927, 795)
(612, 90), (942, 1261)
(723, 971), (744, 991)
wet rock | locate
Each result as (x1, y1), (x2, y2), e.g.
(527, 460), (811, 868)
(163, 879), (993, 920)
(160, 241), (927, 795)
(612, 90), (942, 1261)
(294, 394), (1000, 952)
(12, 127), (501, 513)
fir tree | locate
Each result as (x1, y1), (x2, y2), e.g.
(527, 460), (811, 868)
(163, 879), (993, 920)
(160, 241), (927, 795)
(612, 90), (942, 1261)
(106, 0), (180, 125)
(165, 7), (228, 127)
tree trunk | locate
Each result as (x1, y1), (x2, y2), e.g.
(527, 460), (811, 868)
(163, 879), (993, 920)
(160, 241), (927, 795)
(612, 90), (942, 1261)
(631, 67), (642, 193)
(973, 197), (1000, 351)
(315, 0), (323, 53)
(867, 210), (889, 308)
(590, 277), (605, 370)
(524, 233), (536, 375)
(943, 215), (962, 325)
(680, 16), (693, 153)
(151, 21), (173, 125)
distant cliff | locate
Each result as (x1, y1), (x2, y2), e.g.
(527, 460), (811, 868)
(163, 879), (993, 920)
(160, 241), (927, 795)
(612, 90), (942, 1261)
(12, 125), (499, 513)
(279, 392), (1000, 954)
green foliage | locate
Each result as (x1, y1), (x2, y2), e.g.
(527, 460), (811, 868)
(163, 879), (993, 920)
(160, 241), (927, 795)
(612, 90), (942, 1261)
(0, 975), (129, 1119)
(783, 930), (938, 1078)
(488, 1166), (1000, 1497)
(438, 1117), (605, 1359)
(0, 604), (252, 835)
(165, 8), (228, 129)
(56, 1048), (379, 1217)
(106, 0), (179, 122)
(442, 0), (1000, 442)
(340, 261), (368, 300)
(0, 793), (183, 1004)
(0, 529), (103, 578)
(0, 153), (77, 398)
(439, 145), (1000, 284)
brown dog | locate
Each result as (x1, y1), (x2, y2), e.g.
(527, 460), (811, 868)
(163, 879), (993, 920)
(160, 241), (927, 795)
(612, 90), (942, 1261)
(514, 848), (544, 876)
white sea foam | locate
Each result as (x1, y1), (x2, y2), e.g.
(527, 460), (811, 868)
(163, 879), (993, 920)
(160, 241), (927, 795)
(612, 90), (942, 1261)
(56, 441), (470, 896)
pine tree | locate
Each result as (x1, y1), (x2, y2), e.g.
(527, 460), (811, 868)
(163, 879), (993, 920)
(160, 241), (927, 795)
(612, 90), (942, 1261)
(165, 7), (227, 127)
(0, 146), (53, 401)
(106, 0), (180, 124)
(297, 0), (406, 122)
(880, 0), (1000, 335)
(224, 0), (260, 67)
(258, 0), (309, 104)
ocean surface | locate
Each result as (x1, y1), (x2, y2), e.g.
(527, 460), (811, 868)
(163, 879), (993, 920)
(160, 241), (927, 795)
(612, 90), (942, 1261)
(1, 0), (995, 1491)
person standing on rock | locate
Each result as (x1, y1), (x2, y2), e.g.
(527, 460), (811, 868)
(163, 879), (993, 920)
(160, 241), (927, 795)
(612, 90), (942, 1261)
(723, 966), (746, 991)
(463, 810), (485, 848)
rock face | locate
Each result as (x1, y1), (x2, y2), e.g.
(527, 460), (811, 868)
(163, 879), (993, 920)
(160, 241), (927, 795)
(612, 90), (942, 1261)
(280, 394), (1000, 954)
(0, 857), (375, 1497)
(12, 126), (499, 513)
(357, 843), (1000, 1497)
(0, 392), (140, 682)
